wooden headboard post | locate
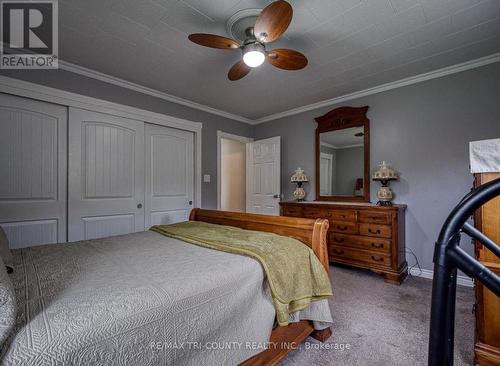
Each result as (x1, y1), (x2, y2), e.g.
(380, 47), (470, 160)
(188, 208), (330, 272)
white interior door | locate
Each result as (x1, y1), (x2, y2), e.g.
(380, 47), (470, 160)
(246, 136), (281, 215)
(320, 153), (333, 195)
(145, 123), (194, 228)
(0, 93), (67, 248)
(68, 108), (145, 241)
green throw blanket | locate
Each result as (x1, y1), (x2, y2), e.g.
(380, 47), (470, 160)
(151, 221), (333, 326)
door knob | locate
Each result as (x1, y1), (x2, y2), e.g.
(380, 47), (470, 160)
(188, 200), (193, 205)
(273, 194), (279, 198)
(137, 203), (143, 209)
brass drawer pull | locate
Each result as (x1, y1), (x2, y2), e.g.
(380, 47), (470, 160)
(333, 249), (345, 255)
(368, 228), (381, 234)
(371, 243), (384, 249)
(337, 225), (348, 231)
(371, 256), (384, 262)
(334, 237), (345, 243)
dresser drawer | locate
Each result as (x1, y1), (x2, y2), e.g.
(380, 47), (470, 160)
(302, 207), (328, 219)
(330, 221), (358, 234)
(329, 233), (391, 253)
(281, 206), (303, 217)
(358, 211), (391, 225)
(359, 223), (392, 238)
(329, 210), (356, 221)
(329, 245), (391, 267)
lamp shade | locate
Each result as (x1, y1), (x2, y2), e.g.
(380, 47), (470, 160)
(372, 161), (398, 181)
(291, 168), (308, 183)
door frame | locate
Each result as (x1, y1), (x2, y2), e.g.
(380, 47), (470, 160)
(0, 76), (203, 209)
(216, 130), (253, 210)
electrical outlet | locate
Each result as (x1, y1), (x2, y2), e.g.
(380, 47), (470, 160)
(203, 174), (211, 183)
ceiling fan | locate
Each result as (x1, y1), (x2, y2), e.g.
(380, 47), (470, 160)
(188, 0), (308, 81)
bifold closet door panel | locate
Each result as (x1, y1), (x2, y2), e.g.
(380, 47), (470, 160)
(0, 93), (67, 248)
(68, 108), (145, 241)
(145, 123), (194, 228)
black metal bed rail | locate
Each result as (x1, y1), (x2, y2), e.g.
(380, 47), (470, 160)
(428, 177), (500, 366)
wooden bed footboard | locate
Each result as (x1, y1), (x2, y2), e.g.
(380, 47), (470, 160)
(188, 208), (332, 365)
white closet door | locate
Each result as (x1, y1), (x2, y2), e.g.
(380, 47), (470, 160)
(68, 108), (145, 241)
(0, 93), (67, 248)
(145, 123), (194, 228)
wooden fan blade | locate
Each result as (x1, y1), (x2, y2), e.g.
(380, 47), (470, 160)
(267, 49), (308, 70)
(254, 0), (293, 43)
(188, 33), (240, 49)
(228, 60), (251, 81)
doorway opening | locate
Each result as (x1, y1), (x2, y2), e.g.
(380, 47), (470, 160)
(217, 131), (252, 212)
(217, 132), (281, 215)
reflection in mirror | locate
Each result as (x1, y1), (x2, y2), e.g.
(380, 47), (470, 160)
(319, 126), (365, 197)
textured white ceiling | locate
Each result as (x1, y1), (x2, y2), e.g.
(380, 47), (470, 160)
(59, 0), (500, 119)
(321, 126), (364, 148)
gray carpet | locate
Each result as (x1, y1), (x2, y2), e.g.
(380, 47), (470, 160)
(281, 265), (475, 366)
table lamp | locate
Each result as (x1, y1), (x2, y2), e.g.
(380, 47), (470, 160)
(372, 161), (398, 206)
(291, 168), (308, 201)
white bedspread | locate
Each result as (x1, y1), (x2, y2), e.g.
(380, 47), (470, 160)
(1, 230), (332, 366)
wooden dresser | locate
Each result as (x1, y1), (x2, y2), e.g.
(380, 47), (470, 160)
(280, 201), (407, 284)
(474, 173), (500, 366)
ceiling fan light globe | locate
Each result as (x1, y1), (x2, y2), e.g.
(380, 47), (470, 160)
(243, 50), (265, 67)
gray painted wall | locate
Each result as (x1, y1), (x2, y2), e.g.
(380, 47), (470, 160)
(3, 62), (500, 271)
(0, 69), (254, 209)
(255, 62), (500, 271)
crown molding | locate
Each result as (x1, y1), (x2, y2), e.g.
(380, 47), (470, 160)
(0, 74), (203, 131)
(58, 61), (253, 124)
(320, 141), (336, 149)
(253, 52), (500, 124)
(55, 52), (500, 125)
(320, 141), (363, 149)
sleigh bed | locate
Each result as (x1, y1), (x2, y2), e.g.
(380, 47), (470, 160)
(0, 209), (332, 366)
(188, 209), (333, 365)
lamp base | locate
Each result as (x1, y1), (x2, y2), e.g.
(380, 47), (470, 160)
(293, 186), (306, 201)
(376, 200), (393, 206)
(376, 183), (394, 206)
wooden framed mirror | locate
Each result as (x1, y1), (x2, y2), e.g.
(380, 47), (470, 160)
(315, 106), (370, 202)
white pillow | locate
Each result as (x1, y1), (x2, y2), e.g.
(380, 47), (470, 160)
(0, 227), (13, 273)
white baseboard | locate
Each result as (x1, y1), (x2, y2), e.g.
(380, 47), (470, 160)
(409, 267), (474, 288)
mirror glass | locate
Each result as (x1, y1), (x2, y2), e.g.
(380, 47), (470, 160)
(319, 126), (365, 197)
